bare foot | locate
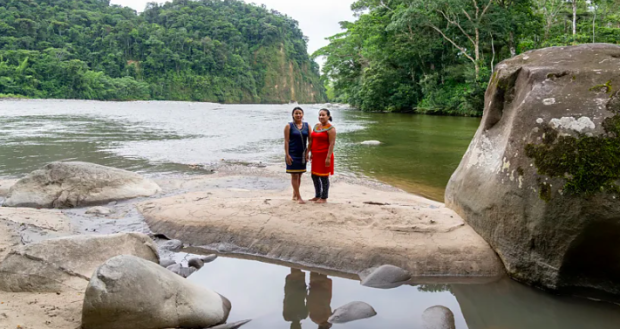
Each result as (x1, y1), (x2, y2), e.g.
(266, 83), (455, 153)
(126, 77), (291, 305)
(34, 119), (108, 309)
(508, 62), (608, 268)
(297, 199), (306, 204)
(292, 195), (299, 201)
(316, 199), (327, 204)
(309, 198), (320, 202)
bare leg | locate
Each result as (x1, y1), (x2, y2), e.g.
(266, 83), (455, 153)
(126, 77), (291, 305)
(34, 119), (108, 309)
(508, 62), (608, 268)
(292, 174), (302, 202)
(296, 174), (305, 204)
(291, 174), (299, 200)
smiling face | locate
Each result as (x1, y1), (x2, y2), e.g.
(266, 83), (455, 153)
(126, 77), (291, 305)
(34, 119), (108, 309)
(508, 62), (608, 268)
(318, 110), (330, 124)
(292, 109), (304, 123)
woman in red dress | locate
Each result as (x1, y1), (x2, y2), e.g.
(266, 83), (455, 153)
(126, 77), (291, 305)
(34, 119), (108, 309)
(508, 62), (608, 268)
(308, 109), (336, 203)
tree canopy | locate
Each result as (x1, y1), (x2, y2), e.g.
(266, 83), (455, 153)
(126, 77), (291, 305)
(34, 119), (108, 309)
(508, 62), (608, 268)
(0, 0), (327, 103)
(316, 0), (620, 115)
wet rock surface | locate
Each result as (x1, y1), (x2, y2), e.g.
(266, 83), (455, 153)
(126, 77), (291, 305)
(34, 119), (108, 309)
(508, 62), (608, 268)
(0, 232), (159, 292)
(3, 161), (161, 208)
(359, 264), (411, 289)
(445, 44), (620, 295)
(328, 301), (377, 324)
(422, 305), (456, 329)
(82, 255), (231, 329)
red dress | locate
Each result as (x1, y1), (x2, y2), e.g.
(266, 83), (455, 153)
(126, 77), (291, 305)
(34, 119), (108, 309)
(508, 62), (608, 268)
(311, 124), (334, 176)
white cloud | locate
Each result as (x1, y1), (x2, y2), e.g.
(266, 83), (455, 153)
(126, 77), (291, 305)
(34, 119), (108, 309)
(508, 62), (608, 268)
(110, 0), (355, 54)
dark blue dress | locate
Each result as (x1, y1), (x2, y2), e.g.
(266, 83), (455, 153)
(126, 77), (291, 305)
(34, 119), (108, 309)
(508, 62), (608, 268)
(286, 122), (309, 173)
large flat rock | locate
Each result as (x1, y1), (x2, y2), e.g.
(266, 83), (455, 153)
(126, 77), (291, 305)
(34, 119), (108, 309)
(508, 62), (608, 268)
(138, 182), (504, 279)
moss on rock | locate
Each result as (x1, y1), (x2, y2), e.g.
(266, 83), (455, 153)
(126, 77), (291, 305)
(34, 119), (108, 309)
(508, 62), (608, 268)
(525, 113), (620, 197)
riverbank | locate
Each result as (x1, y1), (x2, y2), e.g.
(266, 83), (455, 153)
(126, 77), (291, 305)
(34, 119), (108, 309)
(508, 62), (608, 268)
(0, 165), (504, 328)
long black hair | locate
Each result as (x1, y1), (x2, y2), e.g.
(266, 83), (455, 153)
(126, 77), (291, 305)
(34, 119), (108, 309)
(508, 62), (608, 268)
(320, 108), (332, 122)
(292, 106), (304, 118)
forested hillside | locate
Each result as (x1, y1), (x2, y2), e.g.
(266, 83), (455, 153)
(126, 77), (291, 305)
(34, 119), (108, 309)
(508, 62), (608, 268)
(316, 0), (620, 115)
(0, 0), (327, 103)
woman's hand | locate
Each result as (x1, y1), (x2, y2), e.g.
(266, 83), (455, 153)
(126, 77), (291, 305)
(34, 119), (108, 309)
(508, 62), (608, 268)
(325, 157), (331, 167)
(307, 151), (311, 162)
(286, 154), (293, 165)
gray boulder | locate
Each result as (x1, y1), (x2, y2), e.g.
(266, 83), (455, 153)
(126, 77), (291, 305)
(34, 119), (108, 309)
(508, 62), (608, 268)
(328, 301), (377, 324)
(82, 255), (231, 329)
(445, 44), (620, 295)
(359, 264), (411, 289)
(3, 161), (161, 208)
(422, 306), (455, 329)
(0, 233), (158, 292)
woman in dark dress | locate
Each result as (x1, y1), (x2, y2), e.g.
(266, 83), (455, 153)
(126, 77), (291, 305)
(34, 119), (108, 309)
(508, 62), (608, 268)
(284, 107), (309, 204)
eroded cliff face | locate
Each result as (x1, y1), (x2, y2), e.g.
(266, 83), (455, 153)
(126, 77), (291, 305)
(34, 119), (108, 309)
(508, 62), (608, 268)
(445, 44), (620, 296)
(254, 45), (326, 104)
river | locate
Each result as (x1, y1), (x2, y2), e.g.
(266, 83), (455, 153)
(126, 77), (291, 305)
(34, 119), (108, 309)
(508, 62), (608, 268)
(1, 99), (619, 328)
(0, 99), (478, 201)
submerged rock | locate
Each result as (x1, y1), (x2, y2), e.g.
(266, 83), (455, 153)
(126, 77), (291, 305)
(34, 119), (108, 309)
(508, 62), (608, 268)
(0, 233), (159, 292)
(328, 301), (377, 324)
(82, 255), (231, 329)
(360, 140), (381, 145)
(422, 306), (455, 329)
(3, 161), (161, 208)
(445, 44), (620, 295)
(359, 264), (411, 289)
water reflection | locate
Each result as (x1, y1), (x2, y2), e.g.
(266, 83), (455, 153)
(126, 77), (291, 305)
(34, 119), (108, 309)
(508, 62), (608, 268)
(188, 256), (620, 329)
(307, 272), (333, 329)
(283, 269), (308, 329)
(283, 269), (333, 329)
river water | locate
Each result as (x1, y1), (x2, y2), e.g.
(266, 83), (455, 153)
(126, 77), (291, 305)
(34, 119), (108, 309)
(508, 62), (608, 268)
(0, 99), (478, 201)
(1, 99), (619, 328)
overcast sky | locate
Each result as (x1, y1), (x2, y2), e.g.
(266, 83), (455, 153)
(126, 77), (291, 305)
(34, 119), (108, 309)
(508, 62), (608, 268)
(110, 0), (356, 55)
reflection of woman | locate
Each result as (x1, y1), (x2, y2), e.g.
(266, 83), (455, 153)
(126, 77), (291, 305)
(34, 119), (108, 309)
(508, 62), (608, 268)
(308, 109), (336, 204)
(307, 272), (333, 329)
(284, 107), (309, 204)
(283, 268), (308, 329)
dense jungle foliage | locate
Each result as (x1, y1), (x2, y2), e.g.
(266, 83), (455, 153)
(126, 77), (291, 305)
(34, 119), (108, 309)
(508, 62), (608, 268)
(315, 0), (620, 115)
(0, 0), (327, 103)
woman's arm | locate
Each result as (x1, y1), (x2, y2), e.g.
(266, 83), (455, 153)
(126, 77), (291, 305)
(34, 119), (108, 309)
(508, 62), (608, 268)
(307, 124), (313, 161)
(284, 124), (293, 165)
(325, 127), (336, 167)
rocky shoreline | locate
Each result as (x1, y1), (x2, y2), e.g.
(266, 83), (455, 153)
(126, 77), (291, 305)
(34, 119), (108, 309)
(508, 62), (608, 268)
(0, 162), (504, 329)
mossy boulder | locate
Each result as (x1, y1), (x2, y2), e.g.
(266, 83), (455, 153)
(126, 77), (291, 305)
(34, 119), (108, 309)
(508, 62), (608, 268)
(445, 44), (620, 296)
